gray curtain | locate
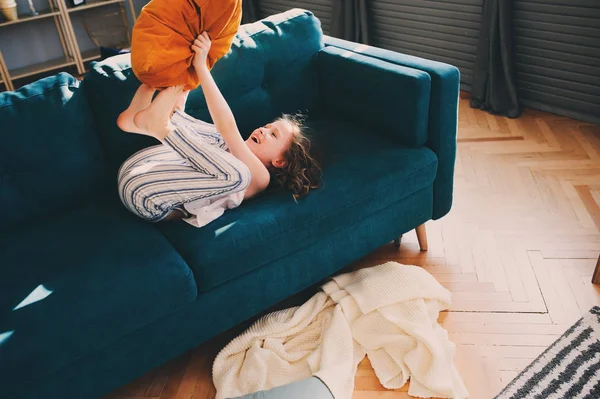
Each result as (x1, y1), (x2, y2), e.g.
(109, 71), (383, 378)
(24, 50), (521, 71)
(470, 0), (521, 118)
(330, 0), (369, 44)
(242, 0), (260, 24)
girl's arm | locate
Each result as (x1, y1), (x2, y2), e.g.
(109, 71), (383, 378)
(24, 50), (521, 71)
(192, 33), (270, 196)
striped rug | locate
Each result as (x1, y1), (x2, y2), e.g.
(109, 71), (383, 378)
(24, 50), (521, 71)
(496, 306), (600, 399)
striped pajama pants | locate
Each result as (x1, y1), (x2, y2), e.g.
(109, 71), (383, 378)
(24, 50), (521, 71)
(118, 110), (252, 222)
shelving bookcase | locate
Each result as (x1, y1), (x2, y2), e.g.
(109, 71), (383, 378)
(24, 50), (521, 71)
(0, 0), (137, 91)
(0, 48), (12, 91)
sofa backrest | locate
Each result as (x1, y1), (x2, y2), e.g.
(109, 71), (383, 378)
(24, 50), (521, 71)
(83, 8), (324, 176)
(0, 73), (107, 231)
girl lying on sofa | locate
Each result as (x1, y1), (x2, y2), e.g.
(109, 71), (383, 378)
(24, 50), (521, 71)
(116, 33), (322, 228)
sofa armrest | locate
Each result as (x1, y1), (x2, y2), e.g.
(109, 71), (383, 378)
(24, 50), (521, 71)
(323, 36), (460, 220)
(317, 46), (431, 148)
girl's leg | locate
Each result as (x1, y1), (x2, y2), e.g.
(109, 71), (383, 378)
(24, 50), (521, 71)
(119, 89), (251, 222)
(134, 86), (248, 180)
(162, 208), (186, 221)
(171, 108), (228, 150)
(130, 86), (226, 149)
(117, 84), (156, 134)
(131, 86), (182, 139)
(119, 148), (250, 222)
(174, 90), (190, 112)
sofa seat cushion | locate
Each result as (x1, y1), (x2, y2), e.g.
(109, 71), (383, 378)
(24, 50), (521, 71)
(159, 118), (438, 292)
(0, 199), (197, 386)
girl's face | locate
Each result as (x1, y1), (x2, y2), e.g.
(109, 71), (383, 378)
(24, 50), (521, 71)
(246, 119), (294, 168)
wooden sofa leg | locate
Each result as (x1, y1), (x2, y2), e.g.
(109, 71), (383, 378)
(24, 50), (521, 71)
(394, 235), (402, 248)
(416, 224), (428, 251)
(593, 255), (600, 285)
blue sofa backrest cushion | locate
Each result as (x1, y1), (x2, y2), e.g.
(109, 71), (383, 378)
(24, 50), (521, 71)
(0, 73), (107, 231)
(83, 8), (324, 176)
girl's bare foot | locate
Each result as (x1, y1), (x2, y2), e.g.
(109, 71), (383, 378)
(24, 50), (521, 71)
(133, 86), (184, 141)
(117, 84), (156, 134)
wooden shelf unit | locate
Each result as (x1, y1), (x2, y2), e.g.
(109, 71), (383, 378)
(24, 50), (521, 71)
(81, 48), (102, 62)
(10, 56), (77, 79)
(67, 0), (124, 13)
(0, 9), (61, 28)
(0, 45), (14, 91)
(0, 0), (136, 91)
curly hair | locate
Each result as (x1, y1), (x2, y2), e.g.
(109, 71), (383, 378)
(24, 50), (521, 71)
(269, 114), (322, 200)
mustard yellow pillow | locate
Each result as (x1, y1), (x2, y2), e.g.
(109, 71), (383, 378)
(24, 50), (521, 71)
(131, 0), (242, 90)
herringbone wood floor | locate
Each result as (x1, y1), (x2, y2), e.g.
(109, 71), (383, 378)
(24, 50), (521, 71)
(104, 98), (600, 399)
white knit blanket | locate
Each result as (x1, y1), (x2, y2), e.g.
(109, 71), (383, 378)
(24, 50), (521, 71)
(212, 262), (469, 399)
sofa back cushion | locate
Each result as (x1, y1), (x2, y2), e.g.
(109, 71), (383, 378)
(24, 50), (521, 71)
(84, 8), (323, 175)
(0, 73), (107, 231)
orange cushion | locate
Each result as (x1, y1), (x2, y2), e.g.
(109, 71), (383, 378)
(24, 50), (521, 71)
(131, 0), (242, 91)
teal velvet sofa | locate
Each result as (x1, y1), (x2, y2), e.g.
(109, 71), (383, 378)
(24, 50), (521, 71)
(0, 9), (459, 399)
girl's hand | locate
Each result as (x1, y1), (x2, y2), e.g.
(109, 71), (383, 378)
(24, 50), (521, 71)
(192, 32), (211, 80)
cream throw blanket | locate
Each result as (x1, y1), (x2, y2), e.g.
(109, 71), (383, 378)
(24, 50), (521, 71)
(213, 262), (468, 399)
